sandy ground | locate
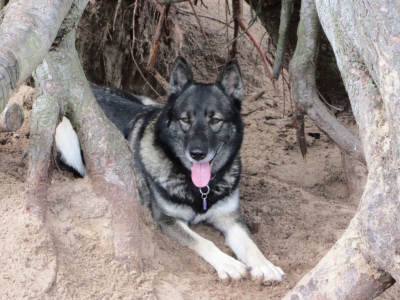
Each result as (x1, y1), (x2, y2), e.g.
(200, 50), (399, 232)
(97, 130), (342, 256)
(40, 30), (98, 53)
(0, 2), (399, 299)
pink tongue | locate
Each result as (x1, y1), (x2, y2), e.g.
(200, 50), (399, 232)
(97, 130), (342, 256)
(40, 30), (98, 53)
(191, 162), (211, 188)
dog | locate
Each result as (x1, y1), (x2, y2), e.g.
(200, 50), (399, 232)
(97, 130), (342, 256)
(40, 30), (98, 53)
(56, 57), (284, 282)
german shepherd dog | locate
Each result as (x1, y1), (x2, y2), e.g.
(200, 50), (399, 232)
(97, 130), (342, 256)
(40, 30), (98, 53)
(56, 57), (284, 282)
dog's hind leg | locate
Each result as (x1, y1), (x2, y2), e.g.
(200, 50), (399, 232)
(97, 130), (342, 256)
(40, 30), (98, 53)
(158, 216), (249, 280)
(211, 215), (285, 283)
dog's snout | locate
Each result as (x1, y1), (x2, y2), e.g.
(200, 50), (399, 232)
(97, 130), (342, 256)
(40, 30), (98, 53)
(190, 149), (206, 161)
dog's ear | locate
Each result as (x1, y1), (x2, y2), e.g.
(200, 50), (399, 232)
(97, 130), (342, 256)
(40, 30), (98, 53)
(217, 60), (244, 102)
(168, 56), (193, 97)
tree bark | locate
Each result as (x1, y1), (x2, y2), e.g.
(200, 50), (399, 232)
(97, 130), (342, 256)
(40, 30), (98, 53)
(272, 0), (293, 79)
(0, 0), (73, 112)
(284, 0), (400, 297)
(39, 0), (142, 271)
(25, 60), (60, 222)
(316, 0), (400, 279)
(289, 0), (366, 165)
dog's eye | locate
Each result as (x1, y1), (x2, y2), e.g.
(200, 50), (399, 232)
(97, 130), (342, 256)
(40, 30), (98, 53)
(210, 117), (221, 125)
(181, 117), (190, 123)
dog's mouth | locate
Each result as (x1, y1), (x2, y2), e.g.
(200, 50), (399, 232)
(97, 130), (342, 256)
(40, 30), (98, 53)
(191, 161), (211, 188)
(190, 144), (222, 188)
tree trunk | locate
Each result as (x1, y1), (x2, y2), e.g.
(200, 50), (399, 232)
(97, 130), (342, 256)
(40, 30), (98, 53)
(284, 0), (400, 298)
(0, 0), (73, 112)
(37, 0), (142, 271)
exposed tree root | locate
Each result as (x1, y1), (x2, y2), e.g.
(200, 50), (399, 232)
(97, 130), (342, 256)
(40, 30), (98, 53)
(25, 60), (61, 222)
(341, 151), (368, 205)
(49, 0), (143, 271)
(283, 0), (400, 297)
(283, 218), (395, 300)
(267, 111), (307, 158)
(25, 0), (144, 271)
(188, 0), (218, 74)
(146, 4), (170, 72)
(231, 0), (273, 78)
(288, 0), (366, 165)
(113, 0), (122, 31)
(130, 47), (162, 99)
(272, 0), (293, 79)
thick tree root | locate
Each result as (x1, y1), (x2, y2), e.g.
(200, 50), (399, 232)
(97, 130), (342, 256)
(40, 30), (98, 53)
(289, 0), (365, 165)
(25, 60), (60, 222)
(39, 0), (143, 271)
(283, 218), (395, 300)
(284, 0), (400, 296)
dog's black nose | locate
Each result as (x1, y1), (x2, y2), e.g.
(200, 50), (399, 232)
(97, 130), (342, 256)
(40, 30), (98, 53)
(190, 149), (206, 161)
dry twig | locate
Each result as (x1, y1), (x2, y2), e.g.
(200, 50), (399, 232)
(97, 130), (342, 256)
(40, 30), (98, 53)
(188, 0), (218, 74)
(113, 0), (122, 31)
(146, 4), (170, 72)
(129, 47), (162, 99)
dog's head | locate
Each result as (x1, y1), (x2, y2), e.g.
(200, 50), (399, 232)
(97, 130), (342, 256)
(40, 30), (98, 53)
(156, 57), (244, 188)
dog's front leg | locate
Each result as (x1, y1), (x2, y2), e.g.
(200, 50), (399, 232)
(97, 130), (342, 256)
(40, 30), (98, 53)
(158, 216), (248, 280)
(212, 216), (285, 283)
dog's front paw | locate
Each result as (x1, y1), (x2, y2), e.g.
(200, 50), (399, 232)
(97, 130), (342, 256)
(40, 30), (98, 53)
(212, 252), (249, 280)
(244, 247), (284, 282)
(250, 261), (284, 282)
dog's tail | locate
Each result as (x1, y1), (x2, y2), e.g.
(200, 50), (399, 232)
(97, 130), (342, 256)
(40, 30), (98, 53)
(55, 116), (86, 177)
